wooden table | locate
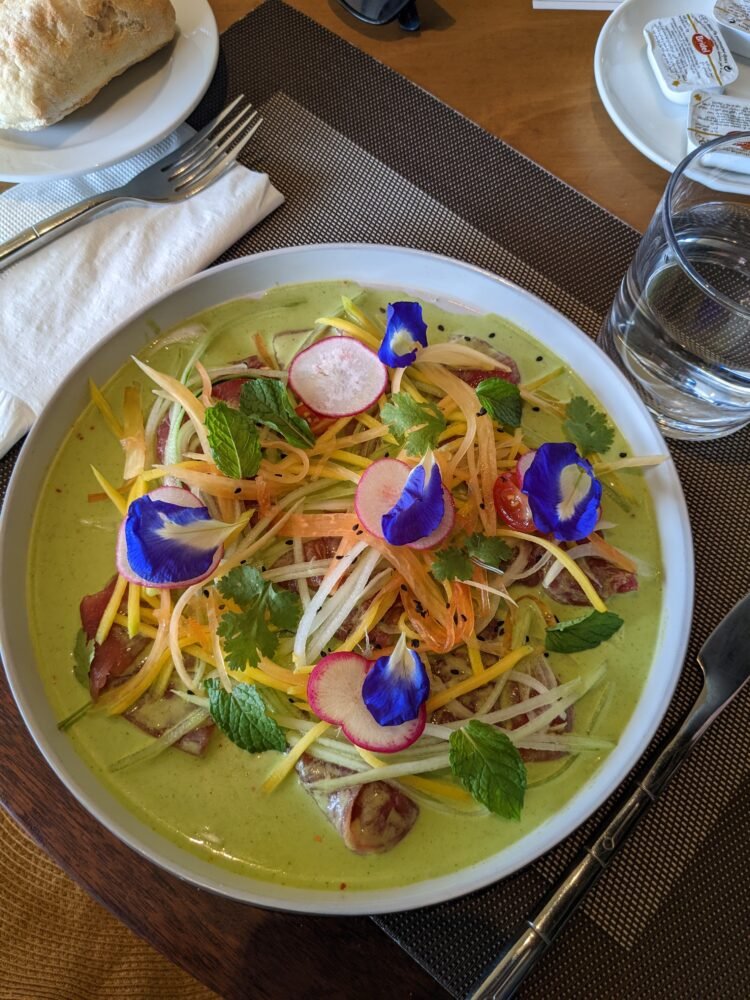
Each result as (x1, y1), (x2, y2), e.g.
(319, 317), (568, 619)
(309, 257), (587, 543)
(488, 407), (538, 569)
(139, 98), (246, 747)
(1, 2), (671, 997)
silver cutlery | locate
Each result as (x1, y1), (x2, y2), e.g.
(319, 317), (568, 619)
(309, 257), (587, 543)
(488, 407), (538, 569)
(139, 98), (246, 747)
(469, 591), (750, 1000)
(0, 95), (262, 272)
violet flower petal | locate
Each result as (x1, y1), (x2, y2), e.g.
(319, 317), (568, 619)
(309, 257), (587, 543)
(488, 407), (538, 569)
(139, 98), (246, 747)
(522, 442), (602, 542)
(125, 496), (221, 584)
(378, 301), (428, 368)
(363, 634), (430, 725)
(381, 459), (444, 546)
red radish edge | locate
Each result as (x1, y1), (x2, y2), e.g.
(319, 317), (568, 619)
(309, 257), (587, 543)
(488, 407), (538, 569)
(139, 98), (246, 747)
(116, 486), (223, 589)
(307, 652), (426, 753)
(354, 458), (455, 549)
(288, 336), (388, 418)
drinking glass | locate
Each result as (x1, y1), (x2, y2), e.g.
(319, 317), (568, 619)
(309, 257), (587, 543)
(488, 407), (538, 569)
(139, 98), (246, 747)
(598, 132), (750, 440)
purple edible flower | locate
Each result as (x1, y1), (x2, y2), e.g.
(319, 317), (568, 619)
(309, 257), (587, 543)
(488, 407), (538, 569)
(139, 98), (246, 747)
(125, 496), (223, 585)
(382, 453), (444, 546)
(378, 301), (428, 368)
(363, 634), (430, 725)
(522, 442), (601, 542)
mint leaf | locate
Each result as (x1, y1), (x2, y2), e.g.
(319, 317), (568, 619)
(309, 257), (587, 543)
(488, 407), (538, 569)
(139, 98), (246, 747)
(72, 629), (93, 687)
(476, 378), (522, 428)
(380, 392), (447, 456)
(216, 565), (302, 669)
(563, 396), (614, 456)
(545, 610), (623, 653)
(205, 401), (261, 479)
(449, 721), (527, 819)
(465, 533), (513, 567)
(240, 379), (314, 449)
(205, 679), (286, 753)
(432, 546), (474, 582)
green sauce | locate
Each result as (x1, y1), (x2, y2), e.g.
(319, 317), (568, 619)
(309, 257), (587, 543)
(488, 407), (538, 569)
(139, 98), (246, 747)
(27, 282), (662, 892)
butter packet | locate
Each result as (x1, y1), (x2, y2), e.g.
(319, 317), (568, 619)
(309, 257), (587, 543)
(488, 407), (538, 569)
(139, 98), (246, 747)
(644, 13), (738, 104)
(687, 90), (750, 173)
(714, 1), (750, 58)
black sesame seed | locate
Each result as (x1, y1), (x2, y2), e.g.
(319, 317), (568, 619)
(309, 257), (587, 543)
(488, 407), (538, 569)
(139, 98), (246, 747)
(400, 585), (408, 592)
(384, 451), (390, 458)
(479, 502), (486, 510)
(285, 539), (293, 545)
(218, 604), (226, 611)
(261, 565), (266, 572)
(532, 406), (540, 412)
(451, 668), (460, 676)
(374, 643), (382, 650)
(240, 559), (247, 565)
(335, 555), (344, 560)
(234, 487), (242, 494)
(460, 614), (468, 622)
(352, 523), (359, 531)
(543, 652), (550, 658)
(489, 332), (496, 339)
(379, 307), (386, 314)
(536, 355), (543, 362)
(619, 451), (627, 459)
(477, 408), (487, 417)
(202, 589), (210, 598)
(464, 336), (471, 342)
(525, 635), (529, 643)
(437, 324), (445, 332)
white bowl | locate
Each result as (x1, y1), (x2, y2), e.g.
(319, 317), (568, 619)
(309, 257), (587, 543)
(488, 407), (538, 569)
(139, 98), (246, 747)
(0, 244), (694, 915)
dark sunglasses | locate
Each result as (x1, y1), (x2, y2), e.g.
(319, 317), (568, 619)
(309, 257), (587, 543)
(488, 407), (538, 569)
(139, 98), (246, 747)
(337, 0), (420, 31)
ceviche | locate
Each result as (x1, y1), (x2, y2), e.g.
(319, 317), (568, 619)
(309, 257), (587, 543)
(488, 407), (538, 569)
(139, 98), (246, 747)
(29, 282), (664, 890)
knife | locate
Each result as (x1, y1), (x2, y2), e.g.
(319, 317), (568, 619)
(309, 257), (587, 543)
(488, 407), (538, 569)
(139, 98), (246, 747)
(469, 592), (750, 1000)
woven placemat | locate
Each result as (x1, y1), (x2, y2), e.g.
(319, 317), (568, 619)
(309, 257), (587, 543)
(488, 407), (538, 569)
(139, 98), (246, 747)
(2, 2), (749, 997)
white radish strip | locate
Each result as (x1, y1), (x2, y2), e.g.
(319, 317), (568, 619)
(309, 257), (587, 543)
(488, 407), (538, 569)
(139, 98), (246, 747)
(476, 673), (511, 716)
(463, 579), (518, 605)
(203, 364), (287, 381)
(133, 357), (211, 458)
(293, 541), (368, 664)
(312, 566), (391, 649)
(513, 550), (553, 583)
(430, 676), (583, 732)
(288, 337), (387, 417)
(506, 669), (551, 696)
(307, 560), (386, 640)
(307, 548), (382, 661)
(417, 343), (510, 370)
(218, 502), (303, 577)
(506, 693), (582, 743)
(144, 393), (172, 467)
(308, 753), (452, 792)
(542, 544), (598, 588)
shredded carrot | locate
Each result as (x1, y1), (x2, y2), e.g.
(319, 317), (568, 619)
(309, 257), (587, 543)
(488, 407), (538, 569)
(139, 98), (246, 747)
(278, 513), (359, 538)
(588, 532), (637, 573)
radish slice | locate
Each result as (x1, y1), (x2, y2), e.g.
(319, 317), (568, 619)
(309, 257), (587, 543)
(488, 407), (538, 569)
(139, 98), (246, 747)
(307, 652), (426, 753)
(354, 458), (455, 548)
(288, 337), (387, 417)
(116, 486), (224, 589)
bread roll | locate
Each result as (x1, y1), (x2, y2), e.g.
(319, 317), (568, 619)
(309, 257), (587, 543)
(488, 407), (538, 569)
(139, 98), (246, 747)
(0, 0), (177, 131)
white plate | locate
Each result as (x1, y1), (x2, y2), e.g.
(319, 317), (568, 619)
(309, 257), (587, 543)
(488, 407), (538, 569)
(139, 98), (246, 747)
(0, 244), (694, 915)
(595, 0), (750, 192)
(0, 0), (218, 182)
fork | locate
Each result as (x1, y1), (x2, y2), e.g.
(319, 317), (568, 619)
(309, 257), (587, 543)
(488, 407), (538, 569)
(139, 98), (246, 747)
(0, 95), (262, 272)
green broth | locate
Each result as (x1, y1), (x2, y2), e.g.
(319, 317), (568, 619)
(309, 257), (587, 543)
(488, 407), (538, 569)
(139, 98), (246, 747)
(28, 282), (662, 891)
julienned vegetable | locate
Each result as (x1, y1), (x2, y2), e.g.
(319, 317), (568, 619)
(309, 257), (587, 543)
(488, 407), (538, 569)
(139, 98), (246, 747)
(71, 287), (663, 857)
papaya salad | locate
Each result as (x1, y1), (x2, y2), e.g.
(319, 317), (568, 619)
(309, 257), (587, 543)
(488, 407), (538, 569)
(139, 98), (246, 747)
(59, 286), (665, 864)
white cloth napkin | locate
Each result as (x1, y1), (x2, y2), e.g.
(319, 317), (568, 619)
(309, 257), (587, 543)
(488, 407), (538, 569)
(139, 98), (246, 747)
(0, 126), (284, 458)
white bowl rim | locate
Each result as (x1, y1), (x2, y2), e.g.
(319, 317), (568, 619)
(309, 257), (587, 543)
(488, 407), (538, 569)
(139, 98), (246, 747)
(0, 242), (694, 915)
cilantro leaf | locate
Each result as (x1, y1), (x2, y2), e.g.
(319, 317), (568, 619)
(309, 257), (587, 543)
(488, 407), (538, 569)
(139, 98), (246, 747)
(465, 533), (513, 567)
(205, 679), (286, 753)
(432, 546), (474, 581)
(545, 610), (623, 653)
(380, 392), (447, 456)
(72, 629), (93, 687)
(476, 378), (522, 429)
(240, 379), (314, 449)
(449, 721), (527, 819)
(563, 396), (614, 456)
(205, 402), (261, 480)
(216, 566), (303, 669)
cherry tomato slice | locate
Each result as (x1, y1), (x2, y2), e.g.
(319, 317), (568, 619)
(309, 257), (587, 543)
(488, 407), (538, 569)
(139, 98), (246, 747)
(493, 471), (536, 533)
